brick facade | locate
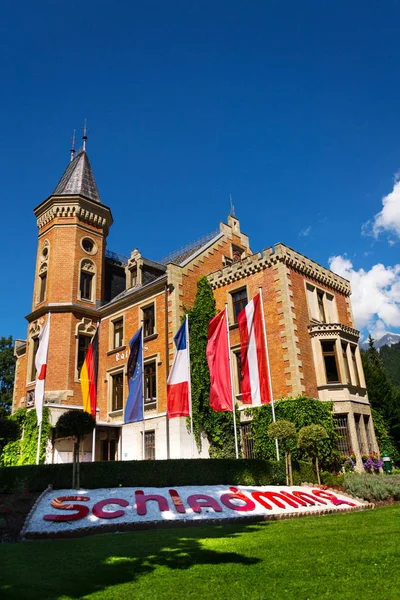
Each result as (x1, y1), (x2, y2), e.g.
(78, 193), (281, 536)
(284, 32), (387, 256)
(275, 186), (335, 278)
(12, 152), (378, 468)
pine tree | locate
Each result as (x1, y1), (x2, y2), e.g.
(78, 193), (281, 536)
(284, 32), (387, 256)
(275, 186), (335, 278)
(361, 336), (396, 425)
(187, 277), (239, 457)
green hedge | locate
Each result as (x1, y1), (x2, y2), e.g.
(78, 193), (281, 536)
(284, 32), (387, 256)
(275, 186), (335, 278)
(0, 458), (289, 493)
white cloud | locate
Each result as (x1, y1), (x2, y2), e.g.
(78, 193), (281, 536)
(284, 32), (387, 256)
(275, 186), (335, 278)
(299, 226), (311, 237)
(367, 178), (400, 239)
(328, 255), (400, 335)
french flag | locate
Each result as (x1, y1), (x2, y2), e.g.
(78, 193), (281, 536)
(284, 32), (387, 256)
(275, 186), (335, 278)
(167, 316), (191, 418)
(237, 293), (272, 405)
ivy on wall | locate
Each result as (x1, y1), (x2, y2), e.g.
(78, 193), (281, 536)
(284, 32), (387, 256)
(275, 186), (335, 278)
(0, 407), (51, 466)
(187, 277), (240, 458)
(246, 396), (339, 468)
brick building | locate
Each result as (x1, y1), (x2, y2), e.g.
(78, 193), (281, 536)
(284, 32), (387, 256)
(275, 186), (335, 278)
(12, 148), (378, 468)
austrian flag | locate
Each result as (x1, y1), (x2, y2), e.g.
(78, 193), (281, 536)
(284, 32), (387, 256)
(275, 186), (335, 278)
(34, 317), (50, 426)
(167, 317), (190, 418)
(237, 293), (271, 405)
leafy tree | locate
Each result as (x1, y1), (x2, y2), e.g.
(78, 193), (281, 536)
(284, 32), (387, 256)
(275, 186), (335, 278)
(56, 410), (95, 488)
(297, 424), (328, 484)
(187, 277), (239, 458)
(0, 407), (51, 466)
(0, 336), (16, 417)
(267, 420), (296, 485)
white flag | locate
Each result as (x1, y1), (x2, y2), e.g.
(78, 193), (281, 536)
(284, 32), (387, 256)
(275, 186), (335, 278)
(34, 318), (50, 426)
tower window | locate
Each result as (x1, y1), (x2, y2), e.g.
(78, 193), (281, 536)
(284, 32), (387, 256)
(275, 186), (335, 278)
(39, 271), (47, 303)
(30, 337), (40, 382)
(80, 271), (94, 300)
(81, 237), (96, 254)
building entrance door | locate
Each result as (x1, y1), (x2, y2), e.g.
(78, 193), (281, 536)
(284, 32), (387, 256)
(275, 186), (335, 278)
(97, 427), (120, 461)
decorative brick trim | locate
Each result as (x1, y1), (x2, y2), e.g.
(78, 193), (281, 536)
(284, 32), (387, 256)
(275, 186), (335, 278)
(208, 243), (351, 295)
(35, 197), (112, 233)
(308, 323), (360, 341)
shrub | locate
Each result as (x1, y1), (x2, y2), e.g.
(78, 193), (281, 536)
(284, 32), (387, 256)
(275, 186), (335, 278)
(321, 471), (345, 487)
(292, 460), (317, 485)
(343, 473), (400, 502)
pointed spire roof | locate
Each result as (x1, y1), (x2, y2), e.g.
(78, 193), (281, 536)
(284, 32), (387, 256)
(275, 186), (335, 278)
(53, 151), (101, 203)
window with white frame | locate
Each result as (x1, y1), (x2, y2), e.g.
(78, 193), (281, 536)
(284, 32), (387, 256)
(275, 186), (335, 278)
(144, 361), (157, 409)
(111, 372), (124, 412)
(79, 260), (95, 302)
(306, 283), (337, 323)
(321, 340), (340, 383)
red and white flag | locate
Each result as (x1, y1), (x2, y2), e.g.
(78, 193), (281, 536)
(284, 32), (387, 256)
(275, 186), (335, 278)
(34, 318), (50, 426)
(206, 309), (232, 412)
(237, 293), (271, 405)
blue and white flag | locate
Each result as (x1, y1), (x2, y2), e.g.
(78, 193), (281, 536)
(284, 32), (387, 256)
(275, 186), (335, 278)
(124, 327), (143, 423)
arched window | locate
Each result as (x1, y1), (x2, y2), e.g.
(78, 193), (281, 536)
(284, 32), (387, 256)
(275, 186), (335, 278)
(75, 318), (97, 379)
(28, 321), (41, 383)
(79, 260), (95, 302)
(37, 240), (49, 304)
(38, 263), (48, 303)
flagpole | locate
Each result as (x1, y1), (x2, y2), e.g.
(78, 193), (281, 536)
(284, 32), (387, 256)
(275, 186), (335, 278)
(92, 426), (96, 462)
(36, 421), (42, 465)
(36, 312), (51, 465)
(186, 315), (195, 458)
(258, 287), (280, 461)
(225, 304), (239, 459)
(141, 323), (145, 460)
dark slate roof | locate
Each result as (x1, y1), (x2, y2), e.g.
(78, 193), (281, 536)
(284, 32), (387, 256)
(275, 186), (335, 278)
(158, 229), (221, 265)
(53, 151), (101, 203)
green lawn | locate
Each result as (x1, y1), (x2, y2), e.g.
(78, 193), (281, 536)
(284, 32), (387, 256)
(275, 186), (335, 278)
(1, 506), (399, 600)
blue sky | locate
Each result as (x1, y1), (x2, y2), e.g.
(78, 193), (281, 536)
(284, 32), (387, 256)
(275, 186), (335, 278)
(2, 0), (400, 340)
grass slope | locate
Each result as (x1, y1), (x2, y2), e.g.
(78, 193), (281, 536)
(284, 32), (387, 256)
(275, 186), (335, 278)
(1, 506), (399, 600)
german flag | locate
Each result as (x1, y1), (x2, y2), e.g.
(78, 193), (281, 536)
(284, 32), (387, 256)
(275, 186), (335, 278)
(80, 328), (99, 417)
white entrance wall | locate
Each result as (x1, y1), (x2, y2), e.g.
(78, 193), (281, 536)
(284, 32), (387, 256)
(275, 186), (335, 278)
(121, 415), (209, 460)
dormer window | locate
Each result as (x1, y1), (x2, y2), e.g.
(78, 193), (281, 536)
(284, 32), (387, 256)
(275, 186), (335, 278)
(232, 245), (244, 263)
